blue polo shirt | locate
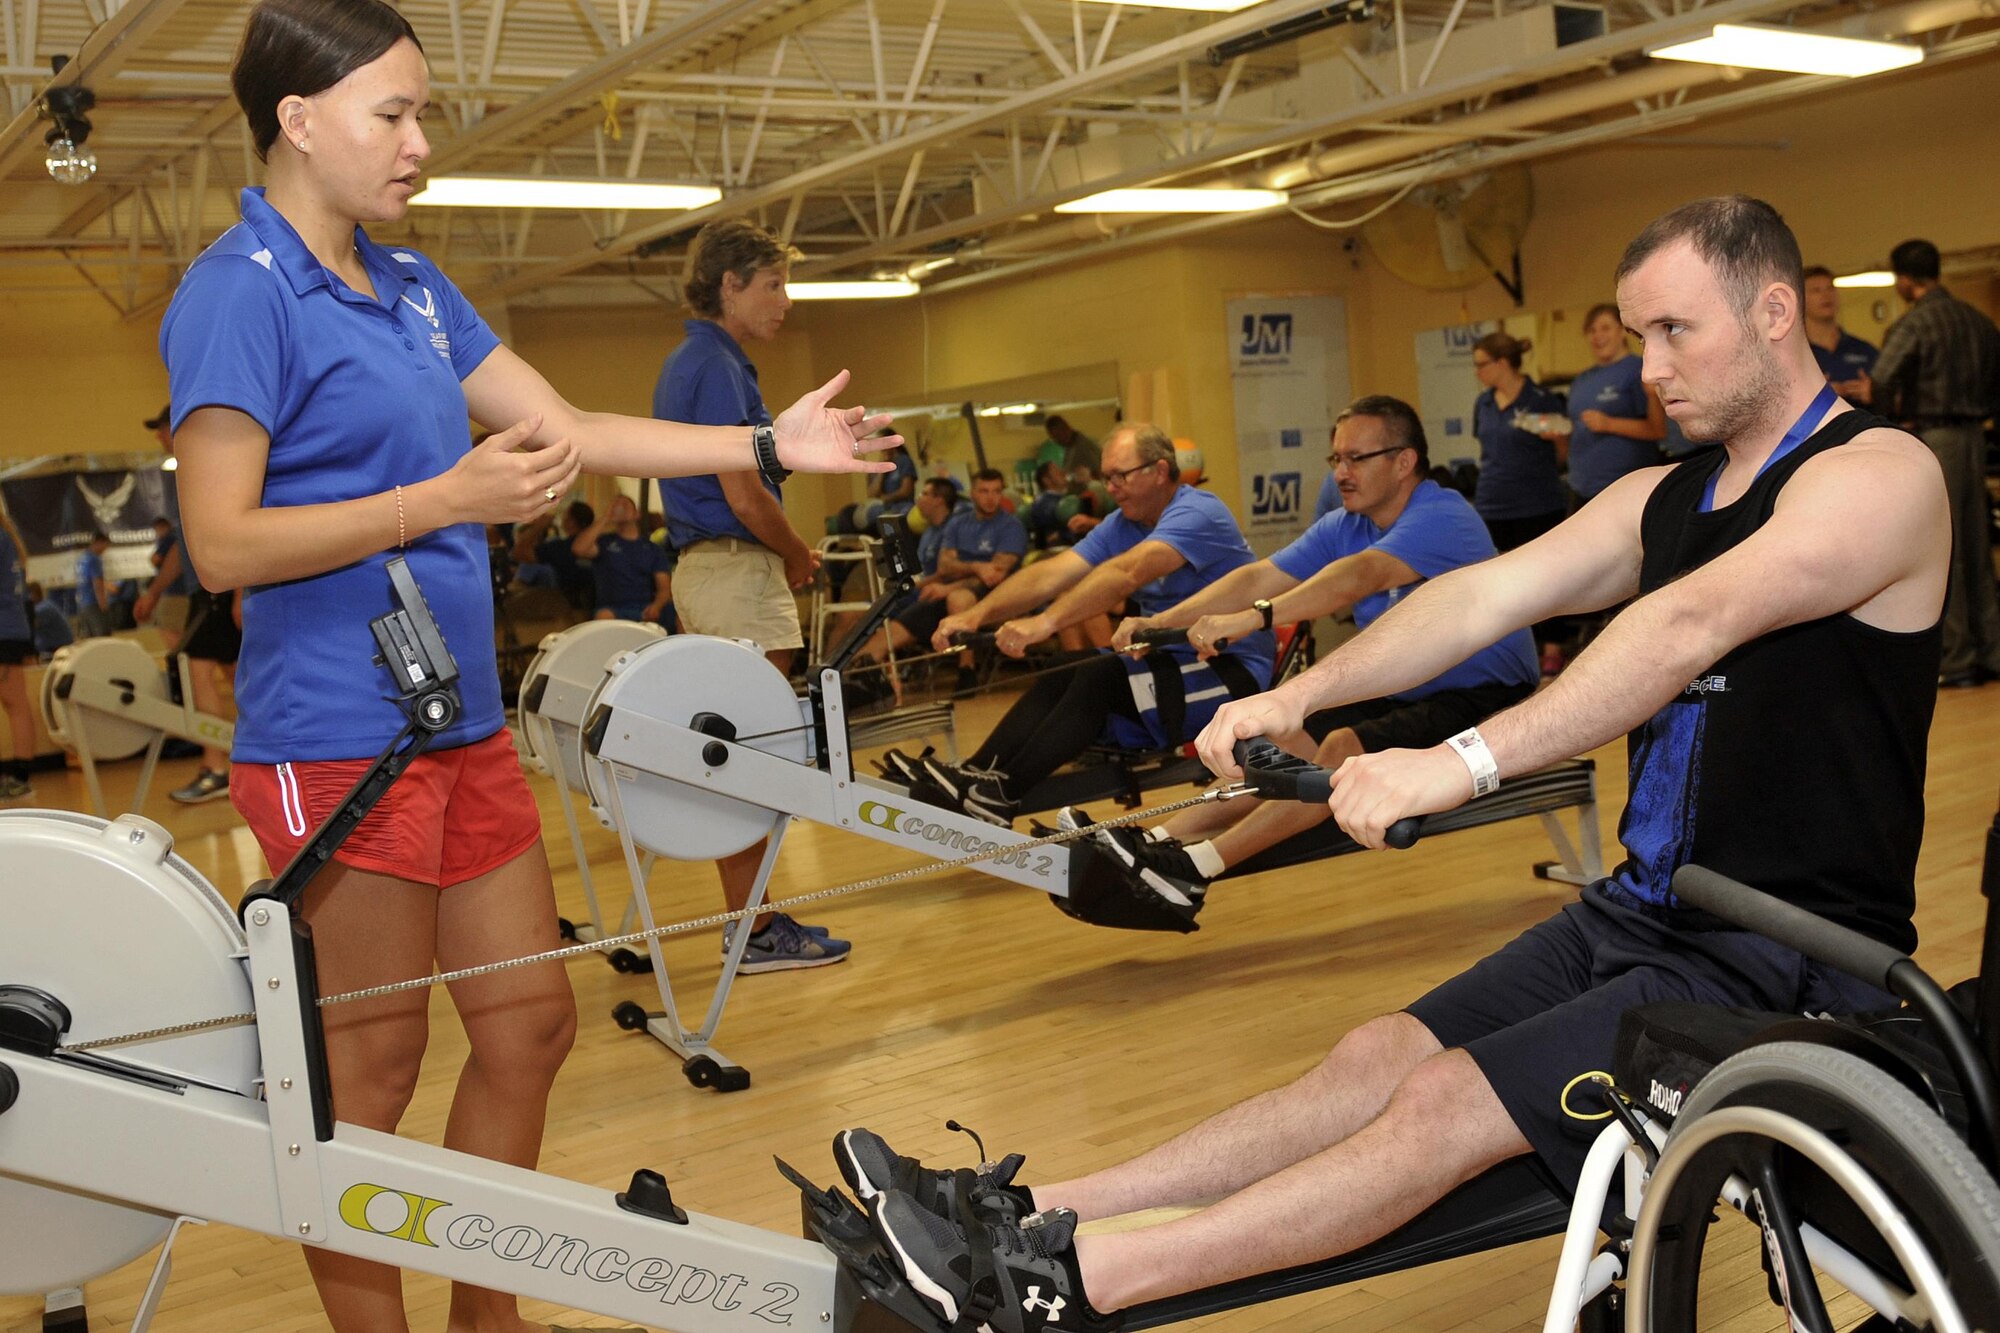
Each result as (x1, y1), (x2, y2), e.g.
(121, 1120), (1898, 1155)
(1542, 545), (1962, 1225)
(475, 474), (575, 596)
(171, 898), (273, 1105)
(1471, 379), (1566, 521)
(1073, 485), (1275, 682)
(592, 532), (674, 609)
(1272, 481), (1537, 700)
(0, 531), (28, 642)
(1566, 355), (1659, 499)
(917, 500), (971, 575)
(942, 508), (1028, 563)
(75, 549), (106, 610)
(1812, 330), (1878, 389)
(654, 320), (776, 548)
(160, 187), (503, 763)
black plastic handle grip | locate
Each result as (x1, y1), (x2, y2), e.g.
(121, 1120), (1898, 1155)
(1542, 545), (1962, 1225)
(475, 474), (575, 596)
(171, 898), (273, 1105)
(947, 630), (998, 647)
(1133, 626), (1230, 650)
(1232, 739), (1420, 849)
(1670, 865), (1906, 992)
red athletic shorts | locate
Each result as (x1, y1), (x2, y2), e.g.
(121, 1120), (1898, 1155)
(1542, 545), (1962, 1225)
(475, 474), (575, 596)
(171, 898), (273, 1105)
(232, 728), (542, 887)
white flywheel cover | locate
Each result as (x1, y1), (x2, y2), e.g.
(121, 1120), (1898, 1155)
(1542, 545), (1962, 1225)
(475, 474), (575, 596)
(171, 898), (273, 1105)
(0, 810), (261, 1294)
(38, 638), (169, 761)
(583, 634), (807, 860)
(517, 620), (665, 794)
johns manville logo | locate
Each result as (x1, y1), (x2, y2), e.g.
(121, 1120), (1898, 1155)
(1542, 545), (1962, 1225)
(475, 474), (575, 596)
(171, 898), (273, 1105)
(1239, 312), (1293, 362)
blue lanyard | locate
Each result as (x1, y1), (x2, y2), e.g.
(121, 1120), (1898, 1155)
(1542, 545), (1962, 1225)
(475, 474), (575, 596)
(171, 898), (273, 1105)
(1700, 383), (1838, 512)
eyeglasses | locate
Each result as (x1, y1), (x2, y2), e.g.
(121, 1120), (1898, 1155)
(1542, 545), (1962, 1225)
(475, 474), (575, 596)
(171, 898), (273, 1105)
(1326, 445), (1409, 469)
(1102, 460), (1164, 487)
(1471, 356), (1495, 370)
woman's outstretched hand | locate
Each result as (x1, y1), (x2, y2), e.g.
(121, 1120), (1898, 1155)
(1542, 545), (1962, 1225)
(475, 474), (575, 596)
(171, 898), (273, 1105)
(773, 369), (901, 474)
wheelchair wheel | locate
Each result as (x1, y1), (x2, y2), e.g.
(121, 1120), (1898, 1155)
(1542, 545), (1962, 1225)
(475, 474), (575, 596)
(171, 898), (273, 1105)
(1628, 1041), (2000, 1332)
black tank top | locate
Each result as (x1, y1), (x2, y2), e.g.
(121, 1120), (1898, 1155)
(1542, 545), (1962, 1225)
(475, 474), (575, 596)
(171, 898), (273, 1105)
(1610, 408), (1940, 952)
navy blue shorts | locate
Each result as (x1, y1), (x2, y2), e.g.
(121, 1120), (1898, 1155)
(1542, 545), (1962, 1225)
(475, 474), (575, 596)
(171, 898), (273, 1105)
(1405, 879), (1895, 1194)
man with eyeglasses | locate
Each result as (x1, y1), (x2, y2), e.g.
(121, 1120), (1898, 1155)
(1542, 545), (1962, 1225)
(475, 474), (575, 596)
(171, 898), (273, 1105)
(908, 423), (1275, 826)
(1089, 395), (1537, 902)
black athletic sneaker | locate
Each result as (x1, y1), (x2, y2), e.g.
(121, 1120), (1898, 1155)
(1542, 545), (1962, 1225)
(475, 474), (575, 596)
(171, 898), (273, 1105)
(872, 1192), (1121, 1333)
(875, 746), (934, 788)
(835, 1127), (1034, 1225)
(1091, 826), (1209, 903)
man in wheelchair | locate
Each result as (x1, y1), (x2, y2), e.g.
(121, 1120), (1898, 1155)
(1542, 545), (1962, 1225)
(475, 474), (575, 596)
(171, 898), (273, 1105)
(827, 195), (1955, 1331)
(907, 423), (1277, 827)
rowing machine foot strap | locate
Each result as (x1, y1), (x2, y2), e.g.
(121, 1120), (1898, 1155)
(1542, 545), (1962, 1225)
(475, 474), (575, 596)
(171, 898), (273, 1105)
(1053, 840), (1204, 934)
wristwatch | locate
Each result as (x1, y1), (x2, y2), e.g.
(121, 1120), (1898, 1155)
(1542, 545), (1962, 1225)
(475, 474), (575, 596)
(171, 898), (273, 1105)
(752, 424), (790, 486)
(1252, 598), (1274, 631)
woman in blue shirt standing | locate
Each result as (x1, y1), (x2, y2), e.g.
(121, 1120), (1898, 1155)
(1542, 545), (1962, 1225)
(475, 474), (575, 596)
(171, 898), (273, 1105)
(1469, 331), (1565, 550)
(162, 4), (894, 1329)
(0, 507), (37, 800)
(1469, 331), (1567, 673)
(1564, 303), (1665, 506)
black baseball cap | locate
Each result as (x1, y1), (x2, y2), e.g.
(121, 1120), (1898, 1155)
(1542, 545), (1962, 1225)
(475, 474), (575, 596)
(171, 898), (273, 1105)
(143, 402), (170, 430)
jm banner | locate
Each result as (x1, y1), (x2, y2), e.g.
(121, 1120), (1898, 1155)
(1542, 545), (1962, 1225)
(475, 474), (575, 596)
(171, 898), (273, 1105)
(0, 468), (173, 587)
(1413, 321), (1499, 468)
(1228, 295), (1350, 556)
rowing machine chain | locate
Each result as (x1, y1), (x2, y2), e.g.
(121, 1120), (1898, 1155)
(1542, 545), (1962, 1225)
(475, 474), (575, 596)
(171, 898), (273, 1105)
(64, 785), (1255, 1053)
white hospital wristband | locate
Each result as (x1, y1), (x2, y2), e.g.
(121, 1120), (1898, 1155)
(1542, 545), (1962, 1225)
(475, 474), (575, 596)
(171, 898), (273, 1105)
(1445, 727), (1501, 798)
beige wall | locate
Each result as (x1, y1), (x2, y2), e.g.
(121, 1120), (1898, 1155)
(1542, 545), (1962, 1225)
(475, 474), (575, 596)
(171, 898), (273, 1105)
(5, 54), (1997, 543)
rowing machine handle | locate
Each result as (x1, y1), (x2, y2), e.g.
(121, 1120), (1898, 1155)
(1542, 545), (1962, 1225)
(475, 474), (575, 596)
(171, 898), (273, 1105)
(1232, 738), (1420, 849)
(947, 630), (998, 647)
(1669, 865), (1906, 993)
(1132, 627), (1230, 650)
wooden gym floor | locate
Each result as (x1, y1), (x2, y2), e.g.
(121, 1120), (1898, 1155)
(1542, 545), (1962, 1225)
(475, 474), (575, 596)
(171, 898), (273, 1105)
(4, 679), (1996, 1331)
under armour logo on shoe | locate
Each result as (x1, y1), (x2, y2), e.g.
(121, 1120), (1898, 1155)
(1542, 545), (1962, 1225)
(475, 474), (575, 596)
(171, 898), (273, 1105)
(1022, 1286), (1067, 1319)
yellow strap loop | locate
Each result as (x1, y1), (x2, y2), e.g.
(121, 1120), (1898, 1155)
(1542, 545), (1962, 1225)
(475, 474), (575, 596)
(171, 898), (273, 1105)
(1560, 1070), (1617, 1121)
(600, 92), (622, 140)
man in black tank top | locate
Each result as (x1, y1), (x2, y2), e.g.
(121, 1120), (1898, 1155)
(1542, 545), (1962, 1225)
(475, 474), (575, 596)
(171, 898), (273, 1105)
(845, 197), (1952, 1330)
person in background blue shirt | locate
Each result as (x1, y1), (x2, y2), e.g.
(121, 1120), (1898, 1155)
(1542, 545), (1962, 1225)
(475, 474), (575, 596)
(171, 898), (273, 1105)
(1099, 395), (1537, 898)
(1469, 330), (1568, 675)
(29, 582), (72, 660)
(572, 493), (672, 626)
(1564, 303), (1665, 505)
(845, 477), (970, 685)
(916, 425), (1276, 825)
(0, 509), (38, 800)
(73, 531), (113, 638)
(1801, 265), (1878, 404)
(158, 5), (895, 1328)
(930, 468), (1029, 693)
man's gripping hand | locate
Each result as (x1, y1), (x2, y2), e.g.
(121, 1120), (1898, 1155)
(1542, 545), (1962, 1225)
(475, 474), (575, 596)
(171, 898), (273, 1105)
(1329, 745), (1474, 850)
(1196, 692), (1307, 781)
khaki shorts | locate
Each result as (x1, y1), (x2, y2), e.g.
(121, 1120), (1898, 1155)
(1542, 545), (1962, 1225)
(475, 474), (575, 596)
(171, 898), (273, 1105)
(674, 539), (804, 653)
(151, 594), (189, 632)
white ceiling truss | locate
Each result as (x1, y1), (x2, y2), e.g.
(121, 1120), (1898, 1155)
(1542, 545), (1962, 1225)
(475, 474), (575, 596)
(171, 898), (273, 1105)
(0, 0), (1993, 316)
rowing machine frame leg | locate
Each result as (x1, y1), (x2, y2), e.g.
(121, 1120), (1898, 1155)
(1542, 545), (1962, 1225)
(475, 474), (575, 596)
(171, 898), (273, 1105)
(532, 709), (653, 971)
(596, 760), (788, 1093)
(40, 1288), (85, 1333)
(1533, 792), (1603, 887)
(61, 701), (167, 818)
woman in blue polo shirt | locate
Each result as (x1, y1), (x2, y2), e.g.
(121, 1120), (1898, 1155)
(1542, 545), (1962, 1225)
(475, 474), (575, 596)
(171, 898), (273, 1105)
(1564, 303), (1665, 505)
(161, 3), (894, 1328)
(1468, 330), (1567, 674)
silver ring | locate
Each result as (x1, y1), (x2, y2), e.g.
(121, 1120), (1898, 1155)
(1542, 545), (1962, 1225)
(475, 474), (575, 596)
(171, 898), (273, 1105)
(544, 487), (557, 502)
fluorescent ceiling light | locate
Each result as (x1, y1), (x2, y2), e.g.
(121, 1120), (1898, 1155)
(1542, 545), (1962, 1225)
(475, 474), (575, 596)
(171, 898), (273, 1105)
(409, 176), (722, 209)
(787, 279), (920, 300)
(1057, 187), (1287, 214)
(1834, 270), (1897, 288)
(1076, 0), (1261, 8)
(977, 403), (1040, 417)
(1648, 24), (1923, 77)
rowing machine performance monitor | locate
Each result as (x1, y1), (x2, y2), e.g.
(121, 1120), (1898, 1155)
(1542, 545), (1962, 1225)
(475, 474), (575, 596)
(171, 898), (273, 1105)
(1232, 738), (1421, 849)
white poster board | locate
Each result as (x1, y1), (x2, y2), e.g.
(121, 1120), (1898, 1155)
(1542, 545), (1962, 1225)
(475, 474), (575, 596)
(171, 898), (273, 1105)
(1227, 295), (1351, 556)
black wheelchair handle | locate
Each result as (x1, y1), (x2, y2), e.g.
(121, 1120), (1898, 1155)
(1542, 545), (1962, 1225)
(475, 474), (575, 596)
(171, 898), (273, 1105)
(1670, 865), (1907, 993)
(1133, 627), (1230, 650)
(1232, 738), (1420, 849)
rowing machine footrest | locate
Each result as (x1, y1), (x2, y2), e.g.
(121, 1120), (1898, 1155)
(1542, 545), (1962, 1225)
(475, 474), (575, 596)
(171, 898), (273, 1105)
(1051, 837), (1203, 934)
(780, 1157), (948, 1333)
